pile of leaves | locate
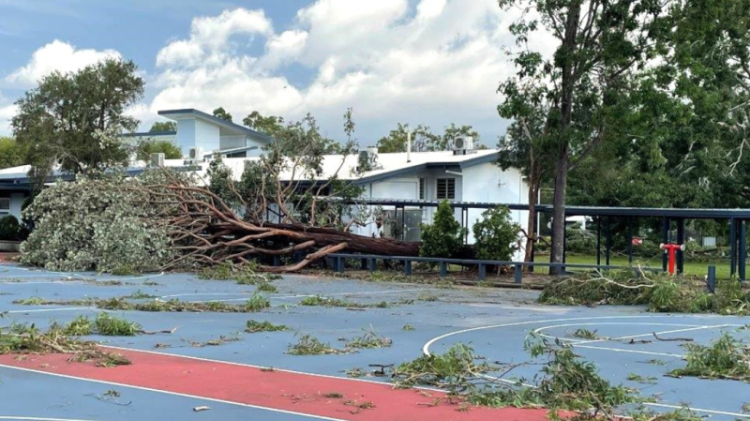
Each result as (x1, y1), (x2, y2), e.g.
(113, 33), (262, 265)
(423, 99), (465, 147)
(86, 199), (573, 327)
(539, 270), (750, 315)
(669, 333), (750, 382)
(13, 295), (271, 313)
(0, 322), (130, 367)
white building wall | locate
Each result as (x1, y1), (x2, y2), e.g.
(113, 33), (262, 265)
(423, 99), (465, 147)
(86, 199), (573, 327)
(176, 119), (221, 157)
(461, 163), (529, 260)
(220, 135), (246, 150)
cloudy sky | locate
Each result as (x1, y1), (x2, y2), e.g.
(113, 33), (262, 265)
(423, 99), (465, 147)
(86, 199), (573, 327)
(0, 0), (554, 146)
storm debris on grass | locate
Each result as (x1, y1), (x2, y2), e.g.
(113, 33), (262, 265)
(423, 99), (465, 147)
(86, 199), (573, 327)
(669, 333), (750, 382)
(392, 335), (639, 417)
(299, 295), (391, 309)
(346, 327), (392, 349)
(94, 313), (140, 336)
(287, 334), (344, 355)
(539, 270), (750, 315)
(190, 333), (242, 347)
(245, 320), (289, 333)
(198, 262), (280, 285)
(403, 324), (416, 331)
(124, 290), (157, 299)
(13, 294), (271, 313)
(627, 373), (658, 384)
(0, 322), (131, 367)
(572, 328), (599, 340)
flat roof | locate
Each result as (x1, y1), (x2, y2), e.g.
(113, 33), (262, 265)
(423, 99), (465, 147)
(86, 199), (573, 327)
(158, 109), (273, 144)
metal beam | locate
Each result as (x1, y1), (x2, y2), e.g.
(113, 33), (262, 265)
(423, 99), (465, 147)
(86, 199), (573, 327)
(740, 220), (747, 282)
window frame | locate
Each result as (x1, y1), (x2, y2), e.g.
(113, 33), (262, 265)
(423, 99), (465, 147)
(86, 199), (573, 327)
(435, 178), (455, 200)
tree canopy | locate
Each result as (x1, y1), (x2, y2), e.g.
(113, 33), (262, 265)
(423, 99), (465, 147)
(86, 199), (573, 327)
(11, 58), (144, 184)
(149, 121), (177, 132)
(376, 123), (480, 153)
(0, 137), (27, 170)
(213, 107), (233, 122)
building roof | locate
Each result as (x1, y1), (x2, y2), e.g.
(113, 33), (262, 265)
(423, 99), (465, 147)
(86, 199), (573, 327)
(158, 109), (273, 144)
(0, 150), (500, 189)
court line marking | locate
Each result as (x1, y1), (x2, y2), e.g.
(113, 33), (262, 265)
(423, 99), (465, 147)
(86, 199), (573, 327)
(0, 417), (104, 421)
(572, 324), (738, 345)
(6, 307), (97, 314)
(533, 322), (703, 343)
(571, 344), (685, 358)
(0, 363), (348, 421)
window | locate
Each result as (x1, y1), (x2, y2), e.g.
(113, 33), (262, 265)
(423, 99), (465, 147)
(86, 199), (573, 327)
(0, 198), (9, 215)
(436, 178), (455, 200)
(419, 178), (425, 200)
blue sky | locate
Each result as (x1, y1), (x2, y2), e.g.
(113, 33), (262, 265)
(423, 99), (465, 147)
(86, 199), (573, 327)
(0, 0), (555, 145)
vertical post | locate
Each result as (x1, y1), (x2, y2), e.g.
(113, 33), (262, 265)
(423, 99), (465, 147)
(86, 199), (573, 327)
(439, 262), (448, 277)
(605, 216), (612, 266)
(400, 206), (406, 241)
(676, 218), (685, 274)
(368, 258), (376, 272)
(273, 256), (280, 267)
(464, 207), (469, 245)
(596, 216), (602, 267)
(403, 260), (412, 276)
(529, 211), (536, 273)
(740, 220), (747, 282)
(478, 263), (486, 281)
(514, 263), (522, 284)
(627, 217), (634, 265)
(707, 265), (716, 293)
(730, 218), (737, 277)
(662, 217), (670, 271)
(335, 256), (344, 273)
(360, 258), (368, 270)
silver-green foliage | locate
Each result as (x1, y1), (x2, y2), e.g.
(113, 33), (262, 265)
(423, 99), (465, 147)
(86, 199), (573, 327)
(20, 176), (172, 273)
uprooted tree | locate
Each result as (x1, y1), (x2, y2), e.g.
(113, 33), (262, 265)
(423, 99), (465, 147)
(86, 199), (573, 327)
(21, 110), (421, 273)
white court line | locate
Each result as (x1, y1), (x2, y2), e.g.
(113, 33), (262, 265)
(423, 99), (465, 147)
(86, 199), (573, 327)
(573, 324), (738, 345)
(0, 417), (104, 421)
(643, 403), (750, 418)
(6, 307), (96, 314)
(532, 322), (703, 343)
(0, 363), (348, 421)
(572, 344), (685, 358)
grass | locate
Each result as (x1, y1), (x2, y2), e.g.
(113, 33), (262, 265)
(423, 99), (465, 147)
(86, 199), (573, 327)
(563, 255), (731, 279)
(346, 327), (392, 349)
(287, 334), (342, 355)
(256, 282), (278, 293)
(669, 333), (750, 381)
(125, 290), (157, 299)
(539, 270), (750, 315)
(94, 313), (140, 336)
(627, 373), (658, 384)
(572, 328), (599, 340)
(245, 320), (289, 333)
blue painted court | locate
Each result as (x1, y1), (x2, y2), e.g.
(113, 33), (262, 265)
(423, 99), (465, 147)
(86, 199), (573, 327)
(1, 263), (748, 421)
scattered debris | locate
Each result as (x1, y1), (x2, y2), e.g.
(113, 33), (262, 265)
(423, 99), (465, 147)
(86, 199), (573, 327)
(190, 334), (242, 347)
(245, 320), (289, 333)
(344, 400), (375, 414)
(369, 363), (394, 376)
(628, 339), (653, 345)
(193, 406), (211, 412)
(403, 324), (416, 331)
(669, 334), (750, 381)
(627, 373), (658, 384)
(571, 328), (598, 340)
(324, 392), (344, 398)
(653, 332), (693, 342)
(346, 327), (392, 349)
(287, 334), (344, 355)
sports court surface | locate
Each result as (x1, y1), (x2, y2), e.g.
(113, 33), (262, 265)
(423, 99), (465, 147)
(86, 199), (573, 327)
(1, 263), (749, 421)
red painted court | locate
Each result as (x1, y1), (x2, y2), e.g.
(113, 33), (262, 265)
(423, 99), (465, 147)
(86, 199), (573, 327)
(0, 347), (549, 421)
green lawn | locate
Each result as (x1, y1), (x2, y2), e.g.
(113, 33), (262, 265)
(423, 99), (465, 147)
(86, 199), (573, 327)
(548, 254), (734, 279)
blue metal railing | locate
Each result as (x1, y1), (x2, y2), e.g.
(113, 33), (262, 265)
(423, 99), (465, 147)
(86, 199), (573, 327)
(326, 253), (662, 284)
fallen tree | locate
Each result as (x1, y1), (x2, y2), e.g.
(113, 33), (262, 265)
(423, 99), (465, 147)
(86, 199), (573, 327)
(21, 110), (422, 273)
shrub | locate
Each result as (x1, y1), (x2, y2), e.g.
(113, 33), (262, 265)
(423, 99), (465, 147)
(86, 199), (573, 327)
(0, 215), (21, 241)
(420, 200), (465, 258)
(472, 206), (519, 261)
(19, 177), (173, 273)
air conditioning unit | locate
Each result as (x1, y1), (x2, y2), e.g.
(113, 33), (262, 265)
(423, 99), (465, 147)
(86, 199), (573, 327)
(150, 152), (165, 167)
(452, 136), (474, 151)
(187, 147), (203, 162)
(358, 147), (381, 172)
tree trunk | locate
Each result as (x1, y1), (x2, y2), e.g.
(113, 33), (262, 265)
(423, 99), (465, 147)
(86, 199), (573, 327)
(524, 177), (540, 264)
(549, 1), (581, 275)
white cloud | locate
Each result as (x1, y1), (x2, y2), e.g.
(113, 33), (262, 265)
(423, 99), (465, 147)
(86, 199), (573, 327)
(4, 40), (121, 87)
(145, 0), (556, 142)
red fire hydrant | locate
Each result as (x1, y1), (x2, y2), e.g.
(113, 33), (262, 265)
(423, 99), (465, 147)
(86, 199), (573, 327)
(660, 243), (685, 275)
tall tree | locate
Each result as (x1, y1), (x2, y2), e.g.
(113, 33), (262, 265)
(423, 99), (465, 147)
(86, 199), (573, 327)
(243, 111), (284, 136)
(149, 121), (177, 132)
(497, 0), (669, 273)
(136, 139), (183, 161)
(0, 137), (28, 170)
(12, 58), (144, 183)
(497, 81), (554, 263)
(213, 107), (233, 122)
(376, 123), (480, 153)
